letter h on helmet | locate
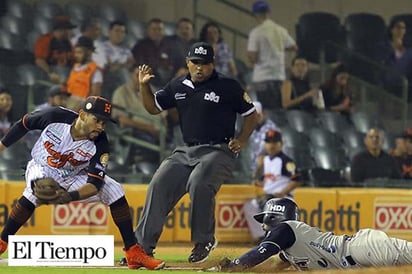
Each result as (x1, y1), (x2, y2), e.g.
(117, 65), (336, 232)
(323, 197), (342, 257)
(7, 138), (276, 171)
(253, 198), (299, 229)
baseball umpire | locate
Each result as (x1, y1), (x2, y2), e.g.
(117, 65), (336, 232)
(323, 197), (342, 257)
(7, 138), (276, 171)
(207, 198), (412, 272)
(0, 96), (164, 270)
(134, 41), (258, 263)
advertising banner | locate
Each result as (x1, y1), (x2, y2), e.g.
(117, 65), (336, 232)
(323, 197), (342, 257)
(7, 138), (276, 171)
(1, 182), (412, 243)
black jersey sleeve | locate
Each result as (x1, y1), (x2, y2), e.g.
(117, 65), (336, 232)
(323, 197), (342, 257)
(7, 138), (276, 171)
(154, 79), (178, 110)
(1, 107), (77, 147)
(86, 133), (110, 190)
(230, 223), (296, 270)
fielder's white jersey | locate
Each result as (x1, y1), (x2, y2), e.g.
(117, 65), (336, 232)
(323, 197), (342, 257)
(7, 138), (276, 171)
(2, 107), (110, 189)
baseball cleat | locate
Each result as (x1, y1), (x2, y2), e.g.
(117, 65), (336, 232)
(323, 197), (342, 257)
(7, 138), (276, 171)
(124, 243), (165, 270)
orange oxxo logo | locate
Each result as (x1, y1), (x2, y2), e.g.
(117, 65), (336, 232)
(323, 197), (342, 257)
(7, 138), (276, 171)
(52, 202), (108, 233)
(374, 197), (412, 231)
(216, 202), (247, 229)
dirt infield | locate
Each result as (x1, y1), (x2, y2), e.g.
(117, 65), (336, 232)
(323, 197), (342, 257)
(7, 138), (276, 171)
(140, 243), (412, 273)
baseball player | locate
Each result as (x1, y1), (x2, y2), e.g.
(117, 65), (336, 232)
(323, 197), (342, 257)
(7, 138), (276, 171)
(131, 41), (258, 264)
(244, 129), (301, 242)
(209, 198), (412, 272)
(0, 96), (164, 270)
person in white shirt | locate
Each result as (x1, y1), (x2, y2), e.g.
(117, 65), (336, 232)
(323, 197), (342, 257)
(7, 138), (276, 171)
(247, 0), (297, 110)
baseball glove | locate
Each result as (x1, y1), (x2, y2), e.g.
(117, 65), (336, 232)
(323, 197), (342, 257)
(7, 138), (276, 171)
(33, 178), (61, 202)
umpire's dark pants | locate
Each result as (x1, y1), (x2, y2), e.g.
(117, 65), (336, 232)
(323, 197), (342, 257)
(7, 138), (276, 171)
(136, 143), (236, 254)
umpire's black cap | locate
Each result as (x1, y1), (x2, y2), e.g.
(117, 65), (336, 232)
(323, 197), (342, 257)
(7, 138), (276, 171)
(187, 42), (215, 64)
(82, 96), (116, 123)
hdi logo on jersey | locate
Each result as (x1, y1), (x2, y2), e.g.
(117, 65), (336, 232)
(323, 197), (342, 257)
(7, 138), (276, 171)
(374, 197), (412, 231)
(204, 92), (220, 103)
(52, 202), (108, 234)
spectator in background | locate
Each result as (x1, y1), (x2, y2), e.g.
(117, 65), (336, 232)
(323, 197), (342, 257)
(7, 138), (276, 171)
(389, 129), (412, 179)
(243, 129), (301, 243)
(319, 64), (352, 115)
(66, 36), (103, 110)
(100, 20), (134, 72)
(247, 101), (279, 174)
(132, 18), (179, 89)
(350, 128), (401, 183)
(111, 67), (167, 162)
(281, 56), (319, 113)
(25, 85), (71, 148)
(247, 0), (297, 110)
(0, 88), (13, 138)
(70, 18), (105, 69)
(380, 19), (412, 99)
(166, 18), (197, 77)
(34, 16), (76, 84)
(199, 21), (238, 78)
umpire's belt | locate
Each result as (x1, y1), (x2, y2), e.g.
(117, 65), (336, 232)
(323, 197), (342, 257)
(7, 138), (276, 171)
(186, 140), (229, 147)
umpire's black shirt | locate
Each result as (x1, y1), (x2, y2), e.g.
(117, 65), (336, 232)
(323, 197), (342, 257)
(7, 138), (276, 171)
(154, 71), (255, 144)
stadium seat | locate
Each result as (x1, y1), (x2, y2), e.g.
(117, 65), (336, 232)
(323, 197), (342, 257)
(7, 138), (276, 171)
(123, 34), (138, 49)
(0, 29), (30, 64)
(317, 111), (351, 133)
(383, 131), (396, 151)
(0, 141), (30, 161)
(1, 14), (29, 36)
(284, 146), (314, 170)
(296, 12), (343, 63)
(26, 30), (41, 54)
(33, 1), (63, 19)
(350, 111), (384, 134)
(134, 160), (158, 177)
(33, 15), (53, 34)
(265, 109), (289, 128)
(390, 14), (412, 47)
(311, 145), (348, 171)
(96, 4), (125, 22)
(6, 0), (32, 19)
(344, 12), (386, 59)
(65, 3), (93, 22)
(164, 21), (177, 36)
(285, 110), (317, 133)
(307, 127), (342, 148)
(128, 19), (146, 41)
(280, 126), (309, 149)
(341, 127), (365, 148)
(15, 64), (46, 86)
(345, 146), (365, 161)
(308, 167), (347, 187)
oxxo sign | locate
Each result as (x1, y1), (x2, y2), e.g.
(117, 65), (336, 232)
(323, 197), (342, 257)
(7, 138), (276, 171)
(8, 235), (113, 266)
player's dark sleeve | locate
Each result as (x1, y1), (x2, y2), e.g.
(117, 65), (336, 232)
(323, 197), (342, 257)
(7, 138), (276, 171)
(228, 223), (296, 270)
(86, 133), (110, 190)
(1, 107), (77, 147)
(154, 79), (179, 110)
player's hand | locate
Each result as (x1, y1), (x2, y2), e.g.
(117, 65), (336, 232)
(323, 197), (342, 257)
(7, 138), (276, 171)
(48, 189), (72, 204)
(204, 257), (233, 272)
(138, 64), (155, 84)
(228, 138), (244, 154)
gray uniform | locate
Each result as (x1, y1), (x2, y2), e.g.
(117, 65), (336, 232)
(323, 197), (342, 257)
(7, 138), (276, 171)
(281, 220), (412, 270)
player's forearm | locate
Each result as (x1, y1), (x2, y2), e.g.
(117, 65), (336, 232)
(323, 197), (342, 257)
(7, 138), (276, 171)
(236, 111), (258, 145)
(139, 83), (161, 114)
(75, 183), (98, 200)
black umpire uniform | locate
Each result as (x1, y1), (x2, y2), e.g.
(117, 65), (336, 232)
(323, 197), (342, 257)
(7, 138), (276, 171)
(136, 42), (258, 262)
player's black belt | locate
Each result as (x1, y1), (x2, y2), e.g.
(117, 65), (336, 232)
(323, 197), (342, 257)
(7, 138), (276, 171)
(186, 139), (230, 147)
(345, 255), (357, 266)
